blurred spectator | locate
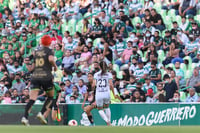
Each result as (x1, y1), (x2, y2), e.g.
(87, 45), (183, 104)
(77, 79), (87, 97)
(133, 60), (148, 80)
(20, 88), (30, 103)
(185, 87), (199, 102)
(130, 90), (143, 103)
(11, 88), (21, 103)
(150, 9), (165, 31)
(174, 61), (185, 88)
(168, 92), (182, 102)
(178, 0), (196, 16)
(115, 41), (133, 67)
(131, 82), (146, 102)
(2, 90), (12, 104)
(72, 69), (88, 85)
(89, 18), (105, 40)
(142, 76), (157, 94)
(12, 73), (26, 95)
(64, 80), (74, 95)
(149, 61), (162, 85)
(0, 80), (8, 98)
(145, 88), (157, 103)
(65, 85), (82, 103)
(186, 67), (200, 92)
(180, 34), (197, 59)
(163, 74), (178, 102)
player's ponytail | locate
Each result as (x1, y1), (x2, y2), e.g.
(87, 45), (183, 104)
(100, 61), (107, 75)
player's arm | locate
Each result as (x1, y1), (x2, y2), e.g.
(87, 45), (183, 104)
(82, 91), (88, 109)
(49, 55), (57, 71)
(109, 79), (117, 98)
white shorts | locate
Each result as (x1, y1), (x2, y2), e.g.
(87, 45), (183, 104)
(95, 92), (110, 107)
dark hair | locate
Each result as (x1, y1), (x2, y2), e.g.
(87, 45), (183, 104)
(111, 70), (117, 75)
(145, 9), (150, 12)
(151, 60), (157, 66)
(99, 61), (107, 75)
(88, 72), (94, 76)
(94, 18), (102, 25)
(163, 74), (170, 80)
(60, 82), (65, 86)
(166, 67), (173, 71)
(151, 8), (156, 13)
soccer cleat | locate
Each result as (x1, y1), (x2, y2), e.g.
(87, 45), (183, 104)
(37, 112), (47, 125)
(89, 123), (95, 126)
(21, 117), (30, 126)
(106, 121), (111, 126)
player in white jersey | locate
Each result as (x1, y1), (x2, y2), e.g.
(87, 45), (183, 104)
(93, 61), (116, 125)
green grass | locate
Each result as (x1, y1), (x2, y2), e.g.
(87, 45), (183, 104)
(0, 126), (200, 133)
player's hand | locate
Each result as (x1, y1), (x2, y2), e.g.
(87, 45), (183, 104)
(82, 102), (85, 109)
(114, 95), (118, 99)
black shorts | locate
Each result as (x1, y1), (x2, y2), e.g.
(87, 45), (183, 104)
(49, 98), (58, 111)
(89, 99), (96, 108)
(30, 79), (53, 92)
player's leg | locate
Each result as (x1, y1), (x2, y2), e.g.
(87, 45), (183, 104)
(22, 80), (40, 126)
(96, 95), (109, 123)
(37, 80), (54, 124)
(103, 94), (111, 125)
(104, 104), (111, 124)
(51, 98), (59, 125)
(84, 104), (95, 125)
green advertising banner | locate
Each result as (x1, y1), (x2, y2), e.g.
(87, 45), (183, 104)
(67, 103), (199, 126)
(0, 103), (199, 126)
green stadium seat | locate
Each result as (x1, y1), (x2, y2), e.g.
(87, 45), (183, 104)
(194, 15), (200, 24)
(9, 0), (15, 11)
(166, 63), (175, 70)
(137, 50), (143, 58)
(157, 50), (165, 63)
(93, 38), (101, 47)
(76, 20), (83, 33)
(67, 19), (77, 35)
(191, 63), (197, 71)
(167, 9), (176, 19)
(61, 22), (67, 35)
(131, 17), (142, 26)
(184, 70), (192, 80)
(180, 63), (187, 72)
(180, 91), (187, 102)
(183, 56), (192, 70)
(153, 3), (162, 13)
(160, 9), (167, 18)
(173, 15), (182, 25)
(118, 71), (123, 79)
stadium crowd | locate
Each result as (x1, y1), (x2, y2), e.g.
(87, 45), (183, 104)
(0, 0), (200, 104)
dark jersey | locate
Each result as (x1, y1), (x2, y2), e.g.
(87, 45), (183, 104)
(32, 47), (54, 80)
(87, 82), (95, 104)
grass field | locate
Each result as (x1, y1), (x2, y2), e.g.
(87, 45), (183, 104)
(0, 126), (200, 133)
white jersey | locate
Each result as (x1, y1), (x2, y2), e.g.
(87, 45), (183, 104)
(94, 71), (112, 107)
(94, 71), (112, 93)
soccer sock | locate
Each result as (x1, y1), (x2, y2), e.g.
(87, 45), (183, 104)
(41, 97), (53, 114)
(24, 99), (35, 119)
(104, 108), (111, 122)
(88, 115), (94, 124)
(98, 110), (108, 123)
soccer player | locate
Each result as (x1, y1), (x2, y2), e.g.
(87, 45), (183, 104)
(21, 35), (57, 126)
(82, 73), (96, 126)
(93, 61), (116, 125)
(43, 82), (62, 125)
